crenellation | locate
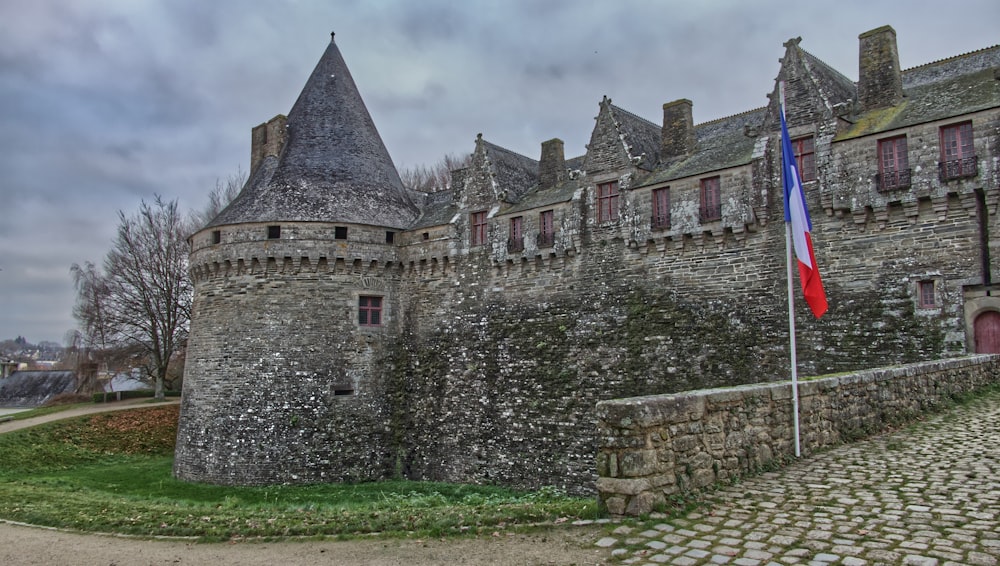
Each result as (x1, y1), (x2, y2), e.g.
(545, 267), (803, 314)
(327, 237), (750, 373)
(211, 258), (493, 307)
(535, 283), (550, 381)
(177, 26), (1000, 493)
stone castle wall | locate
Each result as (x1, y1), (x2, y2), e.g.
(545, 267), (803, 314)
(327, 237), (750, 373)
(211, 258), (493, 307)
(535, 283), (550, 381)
(175, 222), (406, 484)
(594, 355), (1000, 515)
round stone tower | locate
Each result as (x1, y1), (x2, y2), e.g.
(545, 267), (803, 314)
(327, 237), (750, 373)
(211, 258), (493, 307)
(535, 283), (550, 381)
(174, 33), (418, 485)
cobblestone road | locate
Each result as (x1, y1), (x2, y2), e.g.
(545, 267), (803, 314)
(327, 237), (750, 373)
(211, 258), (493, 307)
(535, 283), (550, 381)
(592, 392), (1000, 565)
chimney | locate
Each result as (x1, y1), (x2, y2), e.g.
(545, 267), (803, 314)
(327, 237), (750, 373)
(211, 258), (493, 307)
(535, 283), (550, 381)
(661, 99), (695, 160)
(250, 114), (288, 175)
(539, 138), (566, 188)
(858, 25), (903, 111)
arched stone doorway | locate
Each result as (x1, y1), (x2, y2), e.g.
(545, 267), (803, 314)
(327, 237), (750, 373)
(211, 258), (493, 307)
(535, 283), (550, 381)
(974, 310), (1000, 353)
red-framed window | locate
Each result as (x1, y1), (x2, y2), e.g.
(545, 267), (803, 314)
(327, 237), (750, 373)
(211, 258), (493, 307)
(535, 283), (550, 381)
(877, 135), (910, 191)
(508, 216), (524, 252)
(939, 122), (977, 180)
(597, 181), (620, 223)
(471, 210), (487, 246)
(918, 281), (936, 308)
(941, 122), (974, 161)
(792, 136), (816, 182)
(652, 187), (670, 229)
(358, 296), (382, 326)
(700, 177), (721, 222)
(538, 209), (554, 248)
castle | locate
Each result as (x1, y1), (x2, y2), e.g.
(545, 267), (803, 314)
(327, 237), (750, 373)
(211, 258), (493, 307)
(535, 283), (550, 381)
(174, 26), (1000, 493)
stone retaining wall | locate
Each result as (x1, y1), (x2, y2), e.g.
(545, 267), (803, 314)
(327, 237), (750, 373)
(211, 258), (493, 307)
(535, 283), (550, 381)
(596, 355), (1000, 515)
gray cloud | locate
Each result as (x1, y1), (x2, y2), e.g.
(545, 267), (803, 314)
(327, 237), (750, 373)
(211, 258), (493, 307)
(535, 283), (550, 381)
(1, 0), (998, 343)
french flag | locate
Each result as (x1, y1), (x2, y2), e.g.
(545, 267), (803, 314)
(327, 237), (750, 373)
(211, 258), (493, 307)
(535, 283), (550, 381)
(780, 107), (828, 319)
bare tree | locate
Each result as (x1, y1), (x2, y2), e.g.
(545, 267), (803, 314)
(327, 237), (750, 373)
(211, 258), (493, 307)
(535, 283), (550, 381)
(92, 196), (191, 400)
(190, 165), (247, 229)
(70, 261), (112, 355)
(399, 153), (471, 192)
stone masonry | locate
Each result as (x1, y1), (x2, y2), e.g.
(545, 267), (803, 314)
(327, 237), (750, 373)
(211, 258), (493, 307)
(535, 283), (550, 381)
(595, 355), (1000, 516)
(176, 26), (1000, 493)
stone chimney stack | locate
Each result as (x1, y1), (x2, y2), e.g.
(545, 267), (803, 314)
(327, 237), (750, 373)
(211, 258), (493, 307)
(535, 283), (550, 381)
(858, 25), (903, 111)
(661, 99), (695, 160)
(539, 138), (567, 188)
(250, 114), (288, 176)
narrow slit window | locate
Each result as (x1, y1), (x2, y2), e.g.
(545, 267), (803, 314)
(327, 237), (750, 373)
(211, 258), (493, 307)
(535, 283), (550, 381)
(385, 231), (395, 244)
(212, 230), (221, 244)
(267, 225), (281, 239)
(335, 226), (348, 240)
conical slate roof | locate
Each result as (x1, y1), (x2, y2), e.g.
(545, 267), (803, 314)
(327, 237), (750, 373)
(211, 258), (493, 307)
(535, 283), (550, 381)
(209, 33), (418, 230)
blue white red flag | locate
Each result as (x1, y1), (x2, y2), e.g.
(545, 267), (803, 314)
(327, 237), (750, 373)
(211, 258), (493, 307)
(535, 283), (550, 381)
(781, 107), (828, 318)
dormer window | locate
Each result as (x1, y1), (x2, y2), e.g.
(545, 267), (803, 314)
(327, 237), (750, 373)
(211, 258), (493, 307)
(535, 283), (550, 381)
(597, 181), (620, 223)
(792, 136), (816, 182)
(471, 211), (487, 246)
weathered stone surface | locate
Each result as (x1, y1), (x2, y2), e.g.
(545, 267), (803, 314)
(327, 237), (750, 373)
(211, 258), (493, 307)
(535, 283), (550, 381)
(597, 356), (1000, 515)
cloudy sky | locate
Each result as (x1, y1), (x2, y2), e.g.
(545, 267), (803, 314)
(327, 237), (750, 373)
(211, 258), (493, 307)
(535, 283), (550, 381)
(1, 0), (997, 344)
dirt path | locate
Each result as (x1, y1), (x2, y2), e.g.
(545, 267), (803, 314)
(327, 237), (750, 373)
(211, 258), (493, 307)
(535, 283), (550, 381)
(0, 398), (181, 434)
(0, 521), (610, 565)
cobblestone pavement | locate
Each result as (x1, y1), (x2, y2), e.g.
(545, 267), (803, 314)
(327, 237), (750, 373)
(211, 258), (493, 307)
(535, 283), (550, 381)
(591, 393), (1000, 565)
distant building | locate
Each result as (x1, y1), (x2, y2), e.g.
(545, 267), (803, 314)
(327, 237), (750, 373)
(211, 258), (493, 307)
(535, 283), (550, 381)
(175, 27), (1000, 492)
(0, 370), (77, 407)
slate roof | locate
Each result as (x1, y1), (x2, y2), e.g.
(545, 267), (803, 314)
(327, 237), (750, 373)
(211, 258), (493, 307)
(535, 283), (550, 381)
(480, 139), (539, 203)
(208, 34), (418, 230)
(610, 104), (661, 170)
(410, 189), (458, 230)
(798, 47), (858, 109)
(836, 45), (1000, 140)
(636, 108), (766, 187)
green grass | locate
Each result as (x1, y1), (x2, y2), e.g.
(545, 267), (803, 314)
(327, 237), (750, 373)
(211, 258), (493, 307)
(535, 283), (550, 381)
(0, 406), (600, 540)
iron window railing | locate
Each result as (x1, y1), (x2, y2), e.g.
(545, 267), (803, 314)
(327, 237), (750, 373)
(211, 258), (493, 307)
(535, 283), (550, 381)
(876, 168), (912, 192)
(651, 215), (671, 230)
(699, 205), (721, 223)
(507, 237), (524, 253)
(536, 232), (555, 248)
(938, 156), (978, 181)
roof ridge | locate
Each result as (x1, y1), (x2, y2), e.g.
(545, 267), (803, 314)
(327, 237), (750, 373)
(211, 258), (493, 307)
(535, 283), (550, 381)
(697, 106), (767, 127)
(610, 103), (660, 130)
(481, 138), (539, 163)
(902, 44), (1000, 73)
(798, 46), (857, 87)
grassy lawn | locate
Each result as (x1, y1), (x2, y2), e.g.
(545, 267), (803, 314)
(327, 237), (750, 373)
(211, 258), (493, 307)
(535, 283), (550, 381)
(0, 406), (601, 541)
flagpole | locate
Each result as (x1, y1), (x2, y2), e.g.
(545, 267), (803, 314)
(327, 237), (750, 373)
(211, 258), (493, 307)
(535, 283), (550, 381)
(779, 82), (802, 459)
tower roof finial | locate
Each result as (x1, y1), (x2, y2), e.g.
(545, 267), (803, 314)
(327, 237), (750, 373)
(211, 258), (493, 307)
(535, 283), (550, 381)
(330, 31), (336, 41)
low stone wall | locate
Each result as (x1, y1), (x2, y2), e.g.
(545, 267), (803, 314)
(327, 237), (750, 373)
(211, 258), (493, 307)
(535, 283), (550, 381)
(596, 355), (1000, 515)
